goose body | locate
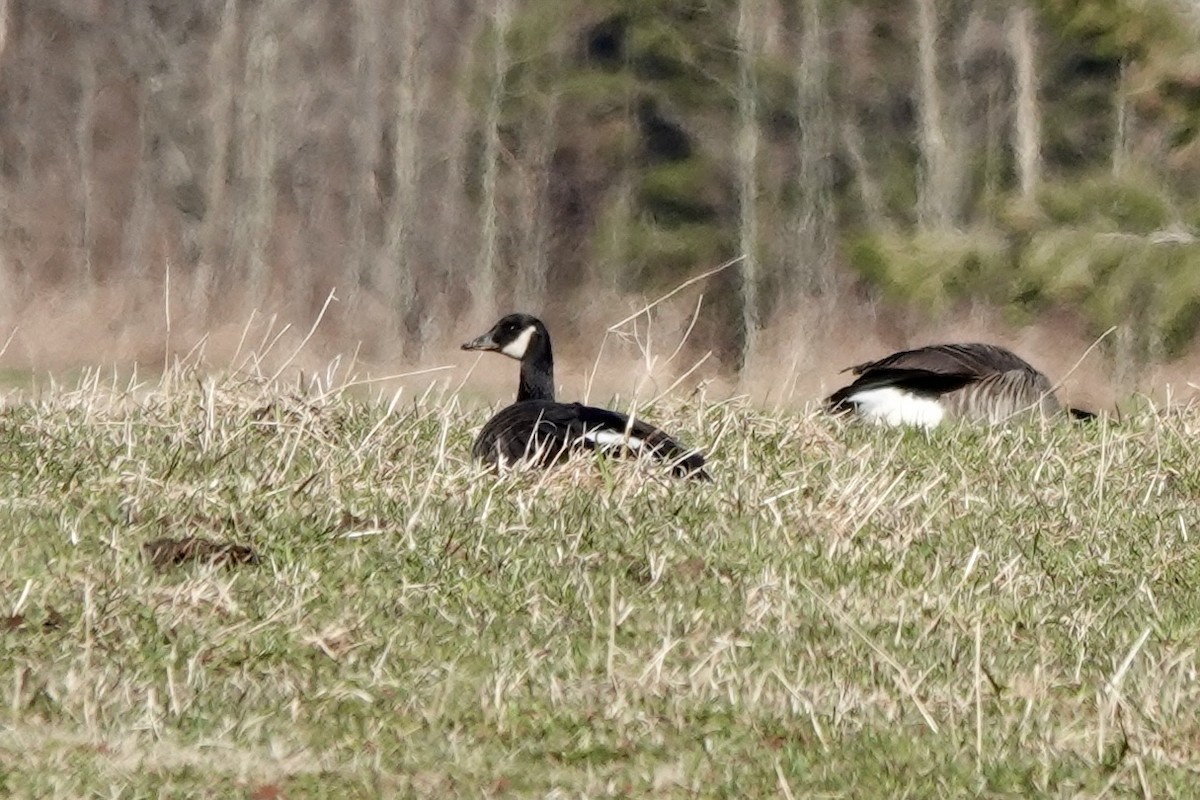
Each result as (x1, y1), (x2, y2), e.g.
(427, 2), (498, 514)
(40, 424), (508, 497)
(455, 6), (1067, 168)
(462, 314), (709, 479)
(827, 342), (1089, 427)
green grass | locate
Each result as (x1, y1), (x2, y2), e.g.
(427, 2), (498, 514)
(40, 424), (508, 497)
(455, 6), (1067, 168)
(2, 368), (1200, 797)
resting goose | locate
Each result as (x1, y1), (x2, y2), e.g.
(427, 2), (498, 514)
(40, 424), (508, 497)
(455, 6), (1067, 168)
(461, 313), (710, 479)
(827, 342), (1094, 427)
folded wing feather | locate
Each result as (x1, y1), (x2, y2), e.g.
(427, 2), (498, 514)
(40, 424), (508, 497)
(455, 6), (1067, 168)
(472, 400), (709, 479)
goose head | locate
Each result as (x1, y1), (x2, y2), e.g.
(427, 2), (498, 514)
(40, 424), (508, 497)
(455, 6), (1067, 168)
(462, 313), (547, 361)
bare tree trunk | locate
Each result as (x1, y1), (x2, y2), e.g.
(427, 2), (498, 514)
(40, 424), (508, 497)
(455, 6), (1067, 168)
(842, 117), (887, 228)
(198, 0), (239, 313)
(387, 0), (425, 350)
(1112, 57), (1129, 177)
(434, 7), (482, 341)
(76, 32), (97, 283)
(914, 0), (954, 229)
(350, 0), (383, 296)
(735, 0), (761, 371)
(594, 57), (638, 293)
(1007, 3), (1041, 199)
(0, 0), (10, 321)
(514, 81), (560, 312)
(794, 0), (836, 298)
(982, 75), (1004, 203)
(474, 0), (512, 320)
(121, 87), (154, 284)
(241, 5), (279, 306)
(107, 2), (161, 289)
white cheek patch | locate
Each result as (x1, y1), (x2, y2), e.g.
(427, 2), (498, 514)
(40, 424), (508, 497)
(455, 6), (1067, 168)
(583, 429), (646, 451)
(847, 387), (945, 429)
(500, 325), (536, 360)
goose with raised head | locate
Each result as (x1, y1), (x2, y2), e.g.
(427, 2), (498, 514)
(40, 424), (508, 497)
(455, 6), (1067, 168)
(827, 342), (1094, 427)
(461, 313), (710, 479)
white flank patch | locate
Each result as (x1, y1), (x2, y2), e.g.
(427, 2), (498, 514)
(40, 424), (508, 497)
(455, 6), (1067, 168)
(500, 325), (537, 360)
(848, 386), (945, 429)
(584, 429), (645, 451)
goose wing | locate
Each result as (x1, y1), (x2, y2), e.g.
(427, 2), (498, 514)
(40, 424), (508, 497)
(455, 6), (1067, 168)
(846, 343), (1036, 378)
(471, 400), (709, 479)
(565, 403), (709, 479)
(829, 343), (1042, 408)
(940, 369), (1061, 420)
(471, 401), (573, 468)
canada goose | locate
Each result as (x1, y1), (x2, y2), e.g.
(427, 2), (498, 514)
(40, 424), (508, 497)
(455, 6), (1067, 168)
(827, 342), (1094, 427)
(461, 313), (710, 479)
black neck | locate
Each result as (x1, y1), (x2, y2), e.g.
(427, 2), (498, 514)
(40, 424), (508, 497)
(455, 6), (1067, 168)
(517, 335), (555, 402)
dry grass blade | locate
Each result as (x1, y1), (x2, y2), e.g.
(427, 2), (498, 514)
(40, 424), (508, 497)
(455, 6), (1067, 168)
(584, 255), (744, 403)
(0, 355), (1197, 796)
(798, 575), (941, 734)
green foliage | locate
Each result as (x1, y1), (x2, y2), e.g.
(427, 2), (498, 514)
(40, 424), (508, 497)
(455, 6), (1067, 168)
(1012, 173), (1198, 356)
(559, 71), (637, 116)
(617, 217), (729, 287)
(1037, 174), (1176, 232)
(484, 0), (807, 293)
(1019, 228), (1118, 303)
(637, 158), (721, 225)
(478, 0), (1200, 358)
(1033, 0), (1186, 59)
(849, 228), (1012, 311)
(1030, 0), (1200, 189)
(1021, 229), (1200, 356)
(852, 163), (1200, 357)
(627, 15), (695, 81)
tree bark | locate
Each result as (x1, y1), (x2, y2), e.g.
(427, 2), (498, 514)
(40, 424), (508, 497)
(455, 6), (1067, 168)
(474, 0), (512, 321)
(0, 0), (10, 319)
(75, 29), (96, 283)
(432, 5), (481, 343)
(1008, 3), (1041, 199)
(387, 0), (425, 350)
(1112, 57), (1129, 177)
(914, 0), (954, 228)
(350, 0), (383, 295)
(794, 0), (836, 298)
(735, 0), (762, 371)
(198, 0), (239, 312)
(514, 81), (559, 313)
(241, 4), (280, 305)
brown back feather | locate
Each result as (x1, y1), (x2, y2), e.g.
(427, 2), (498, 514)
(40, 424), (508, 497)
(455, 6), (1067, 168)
(846, 343), (1040, 378)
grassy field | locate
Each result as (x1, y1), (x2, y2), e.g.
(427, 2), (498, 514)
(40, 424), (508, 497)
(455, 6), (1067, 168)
(1, 366), (1199, 798)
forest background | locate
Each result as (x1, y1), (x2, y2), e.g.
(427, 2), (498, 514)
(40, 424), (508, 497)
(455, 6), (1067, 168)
(2, 0), (1199, 409)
